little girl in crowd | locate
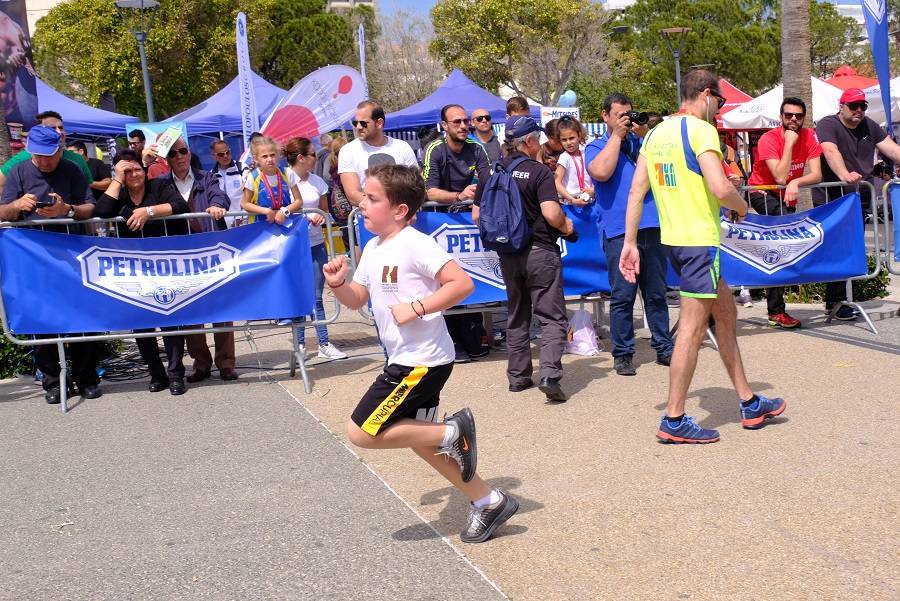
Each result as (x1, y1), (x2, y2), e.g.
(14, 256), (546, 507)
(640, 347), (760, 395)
(240, 135), (345, 360)
(553, 115), (594, 206)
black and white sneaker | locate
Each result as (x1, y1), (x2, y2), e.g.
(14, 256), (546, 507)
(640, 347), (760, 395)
(436, 408), (477, 483)
(460, 490), (519, 543)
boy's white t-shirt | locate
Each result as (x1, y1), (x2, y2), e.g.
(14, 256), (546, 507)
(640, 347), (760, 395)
(337, 137), (418, 187)
(557, 147), (587, 195)
(352, 227), (455, 367)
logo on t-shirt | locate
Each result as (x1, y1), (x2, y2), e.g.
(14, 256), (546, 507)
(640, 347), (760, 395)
(655, 163), (677, 187)
(381, 265), (399, 291)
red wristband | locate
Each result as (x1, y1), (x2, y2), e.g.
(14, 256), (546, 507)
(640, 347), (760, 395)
(327, 280), (345, 290)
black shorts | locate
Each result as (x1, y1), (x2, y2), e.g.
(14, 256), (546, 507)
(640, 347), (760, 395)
(351, 363), (454, 436)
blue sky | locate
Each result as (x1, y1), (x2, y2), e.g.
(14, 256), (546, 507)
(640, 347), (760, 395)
(380, 0), (435, 16)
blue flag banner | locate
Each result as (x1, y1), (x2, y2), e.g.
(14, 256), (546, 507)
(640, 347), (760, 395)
(356, 206), (607, 305)
(719, 193), (867, 287)
(861, 0), (893, 132)
(0, 218), (314, 334)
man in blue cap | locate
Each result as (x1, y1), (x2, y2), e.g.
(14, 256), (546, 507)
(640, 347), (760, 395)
(472, 116), (575, 402)
(0, 124), (101, 404)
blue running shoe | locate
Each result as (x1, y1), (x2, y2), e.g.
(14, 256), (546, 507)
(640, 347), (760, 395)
(740, 394), (786, 429)
(656, 415), (720, 444)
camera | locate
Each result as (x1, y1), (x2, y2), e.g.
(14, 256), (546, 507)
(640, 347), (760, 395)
(34, 193), (57, 208)
(627, 111), (649, 126)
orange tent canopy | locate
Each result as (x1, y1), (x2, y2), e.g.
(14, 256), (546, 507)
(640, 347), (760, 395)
(824, 65), (878, 90)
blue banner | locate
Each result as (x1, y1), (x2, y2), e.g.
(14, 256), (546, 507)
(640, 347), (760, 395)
(0, 218), (314, 334)
(892, 186), (900, 260)
(861, 0), (893, 132)
(719, 193), (867, 286)
(356, 206), (607, 305)
(356, 194), (866, 303)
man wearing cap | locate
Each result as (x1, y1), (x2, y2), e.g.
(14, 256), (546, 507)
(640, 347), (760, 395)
(470, 108), (501, 163)
(815, 87), (900, 320)
(0, 125), (102, 404)
(472, 116), (576, 402)
(0, 110), (93, 189)
(158, 136), (239, 383)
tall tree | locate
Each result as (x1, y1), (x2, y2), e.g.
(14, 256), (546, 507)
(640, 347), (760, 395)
(782, 1), (812, 116)
(809, 0), (864, 78)
(430, 0), (609, 105)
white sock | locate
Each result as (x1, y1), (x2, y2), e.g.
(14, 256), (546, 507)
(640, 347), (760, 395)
(441, 422), (458, 447)
(474, 490), (503, 508)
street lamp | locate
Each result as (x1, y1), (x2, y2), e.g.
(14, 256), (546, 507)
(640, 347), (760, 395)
(661, 27), (691, 106)
(115, 0), (159, 122)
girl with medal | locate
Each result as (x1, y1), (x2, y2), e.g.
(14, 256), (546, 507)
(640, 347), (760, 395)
(240, 136), (311, 225)
(554, 115), (594, 206)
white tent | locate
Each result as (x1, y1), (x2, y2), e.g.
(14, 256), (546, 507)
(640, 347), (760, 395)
(862, 76), (900, 128)
(722, 77), (843, 129)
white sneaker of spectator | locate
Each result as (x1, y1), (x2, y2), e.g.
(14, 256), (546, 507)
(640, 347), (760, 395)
(317, 343), (347, 360)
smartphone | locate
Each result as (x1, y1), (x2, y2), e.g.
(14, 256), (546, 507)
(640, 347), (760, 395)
(34, 194), (55, 208)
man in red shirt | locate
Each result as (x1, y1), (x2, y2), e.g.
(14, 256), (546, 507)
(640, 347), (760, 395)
(747, 96), (822, 328)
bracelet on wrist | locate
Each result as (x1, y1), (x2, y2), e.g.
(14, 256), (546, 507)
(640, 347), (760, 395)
(410, 301), (423, 318)
(415, 299), (426, 317)
(327, 280), (345, 290)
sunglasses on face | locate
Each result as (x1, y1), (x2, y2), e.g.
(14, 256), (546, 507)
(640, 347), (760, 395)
(446, 118), (471, 127)
(167, 147), (189, 159)
(782, 111), (804, 120)
(846, 101), (868, 111)
(711, 92), (727, 109)
(128, 141), (142, 148)
(215, 150), (231, 157)
(351, 119), (370, 128)
(473, 115), (491, 123)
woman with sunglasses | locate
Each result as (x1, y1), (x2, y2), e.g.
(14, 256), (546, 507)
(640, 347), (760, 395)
(284, 136), (347, 361)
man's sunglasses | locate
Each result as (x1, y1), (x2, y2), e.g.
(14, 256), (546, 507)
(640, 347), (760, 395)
(215, 150), (231, 157)
(846, 101), (868, 111)
(473, 115), (491, 123)
(351, 119), (370, 128)
(711, 92), (727, 109)
(446, 118), (471, 127)
(782, 111), (804, 121)
(167, 147), (189, 159)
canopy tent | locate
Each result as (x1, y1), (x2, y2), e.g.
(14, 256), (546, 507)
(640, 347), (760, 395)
(721, 77), (844, 129)
(384, 69), (540, 131)
(861, 77), (900, 127)
(824, 65), (878, 90)
(36, 78), (137, 136)
(165, 71), (287, 134)
(716, 78), (752, 128)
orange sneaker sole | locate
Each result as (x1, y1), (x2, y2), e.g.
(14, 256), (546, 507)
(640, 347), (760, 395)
(656, 430), (720, 444)
(741, 400), (786, 429)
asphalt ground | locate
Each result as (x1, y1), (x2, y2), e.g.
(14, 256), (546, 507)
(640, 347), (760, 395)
(2, 286), (899, 600)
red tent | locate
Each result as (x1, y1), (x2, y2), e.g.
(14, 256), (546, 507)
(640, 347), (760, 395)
(824, 65), (878, 90)
(716, 78), (752, 127)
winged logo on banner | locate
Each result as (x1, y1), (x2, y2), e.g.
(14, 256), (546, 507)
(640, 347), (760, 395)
(115, 276), (210, 306)
(459, 256), (503, 281)
(734, 242), (806, 267)
(864, 0), (885, 23)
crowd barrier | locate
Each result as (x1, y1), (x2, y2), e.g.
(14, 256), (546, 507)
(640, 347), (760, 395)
(0, 209), (340, 411)
(884, 181), (900, 279)
(346, 182), (882, 332)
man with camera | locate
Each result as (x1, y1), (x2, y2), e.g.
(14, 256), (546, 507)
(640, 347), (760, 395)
(0, 125), (103, 404)
(746, 97), (822, 329)
(586, 93), (673, 377)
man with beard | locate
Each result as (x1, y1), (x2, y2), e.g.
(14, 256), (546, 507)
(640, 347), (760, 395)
(620, 70), (786, 444)
(746, 97), (822, 329)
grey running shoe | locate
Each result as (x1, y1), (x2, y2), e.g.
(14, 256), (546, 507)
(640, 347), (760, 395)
(436, 408), (477, 482)
(460, 490), (520, 543)
(614, 355), (637, 376)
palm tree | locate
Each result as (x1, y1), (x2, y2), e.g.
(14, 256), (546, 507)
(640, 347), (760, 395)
(781, 0), (813, 209)
(0, 108), (11, 165)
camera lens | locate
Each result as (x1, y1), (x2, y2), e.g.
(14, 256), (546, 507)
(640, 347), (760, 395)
(627, 111), (650, 125)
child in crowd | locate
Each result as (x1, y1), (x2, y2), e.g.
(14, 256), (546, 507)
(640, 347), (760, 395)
(554, 115), (594, 206)
(284, 136), (346, 361)
(321, 164), (519, 543)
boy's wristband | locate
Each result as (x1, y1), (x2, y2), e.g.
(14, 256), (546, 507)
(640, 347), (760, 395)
(327, 280), (345, 290)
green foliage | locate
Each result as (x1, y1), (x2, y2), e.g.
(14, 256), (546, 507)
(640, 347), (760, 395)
(258, 0), (355, 89)
(0, 334), (31, 380)
(808, 0), (864, 78)
(784, 256), (890, 304)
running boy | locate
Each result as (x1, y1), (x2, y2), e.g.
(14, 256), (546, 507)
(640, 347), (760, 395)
(322, 164), (518, 542)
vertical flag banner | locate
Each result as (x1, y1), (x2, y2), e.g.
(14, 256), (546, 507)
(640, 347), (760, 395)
(260, 66), (365, 144)
(236, 12), (259, 148)
(860, 0), (893, 132)
(358, 23), (368, 98)
(0, 1), (37, 129)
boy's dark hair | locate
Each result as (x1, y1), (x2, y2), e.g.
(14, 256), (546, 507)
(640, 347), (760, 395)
(114, 148), (140, 165)
(366, 164), (425, 219)
(681, 69), (719, 102)
(36, 110), (63, 123)
(440, 103), (465, 122)
(602, 92), (632, 114)
(127, 129), (146, 141)
(67, 140), (87, 154)
(506, 96), (529, 116)
(780, 96), (807, 115)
